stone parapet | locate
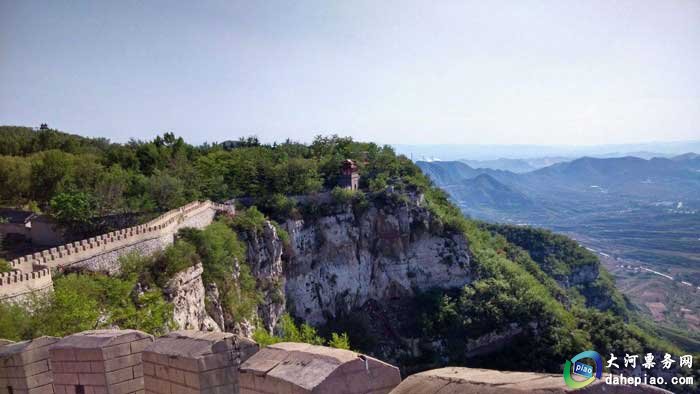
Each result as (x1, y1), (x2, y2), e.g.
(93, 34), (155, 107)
(0, 201), (232, 302)
(0, 336), (61, 394)
(49, 330), (154, 394)
(142, 330), (257, 394)
(239, 342), (401, 394)
(389, 367), (672, 394)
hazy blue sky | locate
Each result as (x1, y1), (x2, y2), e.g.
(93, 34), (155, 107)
(1, 0), (699, 145)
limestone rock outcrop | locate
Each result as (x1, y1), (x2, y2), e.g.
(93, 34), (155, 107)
(237, 221), (286, 334)
(282, 193), (472, 327)
(165, 263), (220, 332)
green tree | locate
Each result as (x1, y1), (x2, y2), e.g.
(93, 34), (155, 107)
(146, 171), (186, 210)
(49, 191), (96, 224)
(0, 155), (31, 204)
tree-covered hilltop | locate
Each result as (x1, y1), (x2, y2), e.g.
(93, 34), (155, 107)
(0, 126), (695, 390)
(0, 126), (416, 222)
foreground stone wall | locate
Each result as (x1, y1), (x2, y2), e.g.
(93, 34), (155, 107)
(143, 331), (258, 394)
(0, 201), (231, 302)
(389, 367), (672, 394)
(50, 330), (153, 394)
(239, 342), (401, 394)
(0, 336), (60, 394)
(1, 332), (674, 394)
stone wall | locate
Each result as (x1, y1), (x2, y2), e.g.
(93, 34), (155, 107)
(0, 268), (53, 302)
(3, 332), (668, 394)
(239, 342), (401, 394)
(389, 367), (672, 394)
(143, 331), (258, 394)
(0, 336), (60, 394)
(49, 330), (153, 394)
(0, 201), (231, 302)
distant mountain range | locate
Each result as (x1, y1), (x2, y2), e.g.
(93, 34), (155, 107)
(419, 153), (700, 207)
(417, 153), (700, 268)
(395, 140), (700, 161)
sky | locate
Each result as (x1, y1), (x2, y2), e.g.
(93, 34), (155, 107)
(1, 0), (699, 145)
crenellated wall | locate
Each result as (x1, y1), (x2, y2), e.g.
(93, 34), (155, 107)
(0, 201), (233, 302)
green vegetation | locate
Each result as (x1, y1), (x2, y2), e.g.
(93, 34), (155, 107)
(0, 270), (174, 341)
(253, 314), (351, 350)
(0, 259), (11, 273)
(49, 191), (96, 225)
(483, 223), (628, 316)
(179, 220), (261, 325)
(0, 127), (415, 223)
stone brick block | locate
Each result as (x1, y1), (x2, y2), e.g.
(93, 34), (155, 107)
(183, 372), (199, 389)
(110, 377), (144, 394)
(144, 376), (171, 394)
(104, 355), (140, 372)
(167, 358), (198, 373)
(169, 385), (197, 394)
(59, 362), (93, 374)
(154, 365), (169, 381)
(166, 369), (185, 386)
(142, 363), (155, 377)
(50, 348), (76, 361)
(129, 339), (152, 355)
(133, 364), (143, 379)
(201, 384), (237, 394)
(106, 367), (134, 385)
(18, 348), (51, 366)
(52, 373), (79, 386)
(23, 360), (50, 376)
(25, 371), (53, 389)
(91, 362), (106, 373)
(78, 373), (107, 386)
(196, 354), (230, 373)
(199, 368), (235, 389)
(74, 349), (103, 361)
(28, 383), (54, 394)
(104, 343), (134, 361)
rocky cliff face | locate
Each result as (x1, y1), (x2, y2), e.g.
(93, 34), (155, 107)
(164, 263), (221, 332)
(237, 221), (286, 333)
(282, 193), (472, 326)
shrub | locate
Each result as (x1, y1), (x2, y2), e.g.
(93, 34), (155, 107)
(331, 186), (357, 205)
(253, 313), (351, 350)
(231, 206), (267, 233)
(329, 333), (351, 350)
(22, 273), (174, 338)
(0, 259), (11, 273)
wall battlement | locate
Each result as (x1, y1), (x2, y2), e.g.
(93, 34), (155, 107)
(0, 200), (232, 302)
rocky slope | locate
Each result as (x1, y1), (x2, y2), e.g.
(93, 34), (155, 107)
(282, 192), (472, 325)
(164, 263), (221, 332)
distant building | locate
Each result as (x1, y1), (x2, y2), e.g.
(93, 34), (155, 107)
(338, 159), (360, 191)
(0, 208), (35, 239)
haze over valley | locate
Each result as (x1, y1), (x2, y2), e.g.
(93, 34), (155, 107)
(417, 151), (700, 343)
